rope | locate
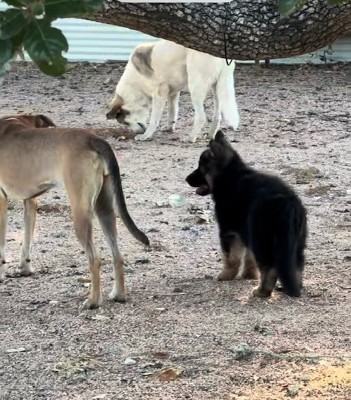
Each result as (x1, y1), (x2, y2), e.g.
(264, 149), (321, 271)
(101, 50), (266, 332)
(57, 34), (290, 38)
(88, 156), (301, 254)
(223, 2), (234, 66)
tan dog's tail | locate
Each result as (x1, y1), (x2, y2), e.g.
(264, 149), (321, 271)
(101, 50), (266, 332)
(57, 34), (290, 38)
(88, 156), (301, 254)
(89, 138), (150, 246)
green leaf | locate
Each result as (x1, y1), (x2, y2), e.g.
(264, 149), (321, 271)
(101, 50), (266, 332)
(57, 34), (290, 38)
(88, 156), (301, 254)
(45, 0), (103, 19)
(0, 39), (14, 64)
(4, 0), (34, 5)
(23, 19), (69, 76)
(11, 29), (25, 48)
(0, 9), (26, 40)
(3, 0), (24, 7)
(35, 54), (68, 76)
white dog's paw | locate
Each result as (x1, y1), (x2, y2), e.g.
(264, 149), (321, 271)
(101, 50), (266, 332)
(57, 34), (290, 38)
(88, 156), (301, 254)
(19, 260), (34, 277)
(228, 118), (240, 131)
(134, 133), (153, 141)
(187, 133), (200, 143)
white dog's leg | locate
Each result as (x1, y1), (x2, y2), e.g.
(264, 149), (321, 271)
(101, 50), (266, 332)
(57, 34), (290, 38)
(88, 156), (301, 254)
(135, 94), (167, 141)
(20, 198), (37, 276)
(164, 92), (180, 131)
(217, 70), (240, 131)
(188, 87), (207, 143)
(0, 195), (7, 282)
(208, 85), (221, 139)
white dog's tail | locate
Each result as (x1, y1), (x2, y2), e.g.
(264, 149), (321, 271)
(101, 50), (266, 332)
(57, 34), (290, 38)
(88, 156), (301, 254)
(216, 63), (240, 131)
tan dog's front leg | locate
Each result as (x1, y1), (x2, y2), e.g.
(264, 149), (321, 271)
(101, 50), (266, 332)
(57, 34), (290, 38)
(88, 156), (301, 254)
(20, 198), (37, 276)
(0, 195), (8, 282)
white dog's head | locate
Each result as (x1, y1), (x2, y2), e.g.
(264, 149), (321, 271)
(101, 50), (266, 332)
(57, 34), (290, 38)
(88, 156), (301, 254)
(106, 90), (151, 134)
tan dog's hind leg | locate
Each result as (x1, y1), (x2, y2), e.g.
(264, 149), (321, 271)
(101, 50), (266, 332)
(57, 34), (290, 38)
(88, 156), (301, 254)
(72, 208), (101, 309)
(0, 194), (7, 282)
(241, 248), (259, 280)
(218, 236), (245, 281)
(95, 184), (125, 303)
(96, 194), (126, 303)
(20, 198), (37, 276)
(66, 164), (103, 309)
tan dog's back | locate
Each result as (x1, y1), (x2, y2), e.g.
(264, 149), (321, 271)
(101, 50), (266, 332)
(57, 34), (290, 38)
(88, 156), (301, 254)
(0, 125), (102, 200)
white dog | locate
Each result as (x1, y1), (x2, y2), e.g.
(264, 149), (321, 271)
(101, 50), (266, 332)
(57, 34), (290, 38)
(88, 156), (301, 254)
(106, 40), (240, 142)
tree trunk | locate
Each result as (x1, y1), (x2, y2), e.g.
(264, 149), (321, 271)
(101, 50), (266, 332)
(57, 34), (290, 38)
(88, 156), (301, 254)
(86, 1), (351, 60)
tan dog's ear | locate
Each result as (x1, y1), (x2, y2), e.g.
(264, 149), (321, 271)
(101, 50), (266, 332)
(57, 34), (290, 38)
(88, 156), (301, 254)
(37, 114), (56, 127)
(106, 94), (124, 119)
(131, 44), (154, 78)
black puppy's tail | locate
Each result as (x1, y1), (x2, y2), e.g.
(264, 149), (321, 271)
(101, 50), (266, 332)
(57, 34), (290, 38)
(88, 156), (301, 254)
(275, 200), (306, 297)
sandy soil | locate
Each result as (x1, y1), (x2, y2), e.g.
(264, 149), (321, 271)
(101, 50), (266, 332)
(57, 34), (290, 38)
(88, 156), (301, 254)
(0, 61), (350, 400)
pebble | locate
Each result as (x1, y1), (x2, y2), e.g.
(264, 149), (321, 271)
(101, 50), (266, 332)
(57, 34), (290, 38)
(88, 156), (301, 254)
(124, 357), (137, 366)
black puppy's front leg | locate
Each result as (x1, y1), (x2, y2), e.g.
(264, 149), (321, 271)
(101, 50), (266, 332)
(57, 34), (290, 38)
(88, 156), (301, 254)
(218, 232), (245, 281)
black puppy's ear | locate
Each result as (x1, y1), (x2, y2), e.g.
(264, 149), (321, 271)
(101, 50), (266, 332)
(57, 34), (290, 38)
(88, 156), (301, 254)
(209, 140), (224, 159)
(209, 132), (235, 167)
(214, 130), (225, 141)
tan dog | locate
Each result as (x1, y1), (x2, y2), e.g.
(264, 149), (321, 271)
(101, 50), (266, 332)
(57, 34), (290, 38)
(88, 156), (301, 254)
(0, 114), (149, 309)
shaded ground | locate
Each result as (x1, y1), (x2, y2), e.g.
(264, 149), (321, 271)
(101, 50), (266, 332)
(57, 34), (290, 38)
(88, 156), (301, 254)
(0, 61), (350, 400)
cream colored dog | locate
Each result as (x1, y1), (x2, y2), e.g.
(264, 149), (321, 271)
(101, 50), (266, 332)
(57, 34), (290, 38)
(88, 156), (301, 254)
(0, 114), (149, 309)
(106, 40), (240, 142)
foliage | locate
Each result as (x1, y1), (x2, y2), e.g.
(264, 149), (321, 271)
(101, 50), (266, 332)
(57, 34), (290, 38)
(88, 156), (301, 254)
(0, 0), (102, 77)
(0, 0), (350, 78)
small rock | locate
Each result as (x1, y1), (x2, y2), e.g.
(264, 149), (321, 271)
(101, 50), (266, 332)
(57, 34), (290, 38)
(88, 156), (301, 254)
(169, 194), (187, 208)
(287, 385), (300, 397)
(6, 347), (27, 353)
(135, 256), (149, 264)
(77, 276), (91, 283)
(92, 394), (107, 399)
(124, 357), (137, 366)
(91, 315), (111, 321)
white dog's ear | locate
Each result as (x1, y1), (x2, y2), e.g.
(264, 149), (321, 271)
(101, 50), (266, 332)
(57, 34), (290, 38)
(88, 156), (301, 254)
(106, 94), (124, 119)
(131, 44), (154, 78)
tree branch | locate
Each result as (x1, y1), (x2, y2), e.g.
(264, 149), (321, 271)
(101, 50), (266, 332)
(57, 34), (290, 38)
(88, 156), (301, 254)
(85, 1), (351, 60)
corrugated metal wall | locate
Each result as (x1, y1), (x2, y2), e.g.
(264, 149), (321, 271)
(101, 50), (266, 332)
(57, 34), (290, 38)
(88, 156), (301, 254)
(0, 1), (350, 63)
(52, 18), (157, 62)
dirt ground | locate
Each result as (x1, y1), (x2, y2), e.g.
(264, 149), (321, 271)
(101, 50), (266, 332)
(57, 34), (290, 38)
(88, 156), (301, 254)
(0, 61), (350, 400)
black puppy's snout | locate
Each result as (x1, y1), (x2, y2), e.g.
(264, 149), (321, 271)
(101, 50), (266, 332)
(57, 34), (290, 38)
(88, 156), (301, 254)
(186, 169), (204, 187)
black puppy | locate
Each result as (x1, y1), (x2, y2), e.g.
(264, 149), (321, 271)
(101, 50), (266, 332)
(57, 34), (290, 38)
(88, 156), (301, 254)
(186, 131), (307, 298)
